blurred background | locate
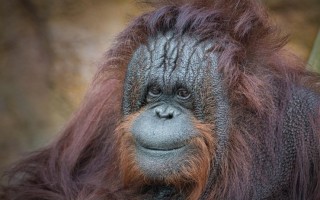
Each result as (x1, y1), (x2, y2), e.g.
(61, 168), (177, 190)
(0, 0), (319, 175)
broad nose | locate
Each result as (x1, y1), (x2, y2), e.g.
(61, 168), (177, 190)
(154, 105), (180, 119)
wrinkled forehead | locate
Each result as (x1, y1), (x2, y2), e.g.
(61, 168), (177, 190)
(127, 32), (217, 89)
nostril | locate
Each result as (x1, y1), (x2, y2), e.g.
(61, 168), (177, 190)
(167, 110), (174, 119)
(155, 108), (162, 117)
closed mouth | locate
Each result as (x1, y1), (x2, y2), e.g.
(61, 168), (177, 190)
(137, 143), (186, 152)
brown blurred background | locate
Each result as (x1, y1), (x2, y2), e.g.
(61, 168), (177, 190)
(0, 0), (319, 175)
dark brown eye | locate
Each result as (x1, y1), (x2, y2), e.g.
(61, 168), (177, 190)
(176, 88), (190, 99)
(148, 85), (162, 97)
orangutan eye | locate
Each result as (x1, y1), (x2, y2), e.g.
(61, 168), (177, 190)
(176, 88), (191, 99)
(148, 85), (162, 97)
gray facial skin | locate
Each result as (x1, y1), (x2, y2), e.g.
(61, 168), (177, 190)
(132, 104), (198, 178)
(123, 32), (229, 181)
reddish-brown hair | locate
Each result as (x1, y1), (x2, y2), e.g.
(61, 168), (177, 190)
(1, 0), (320, 199)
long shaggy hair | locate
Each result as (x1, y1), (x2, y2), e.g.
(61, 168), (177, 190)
(1, 0), (320, 199)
